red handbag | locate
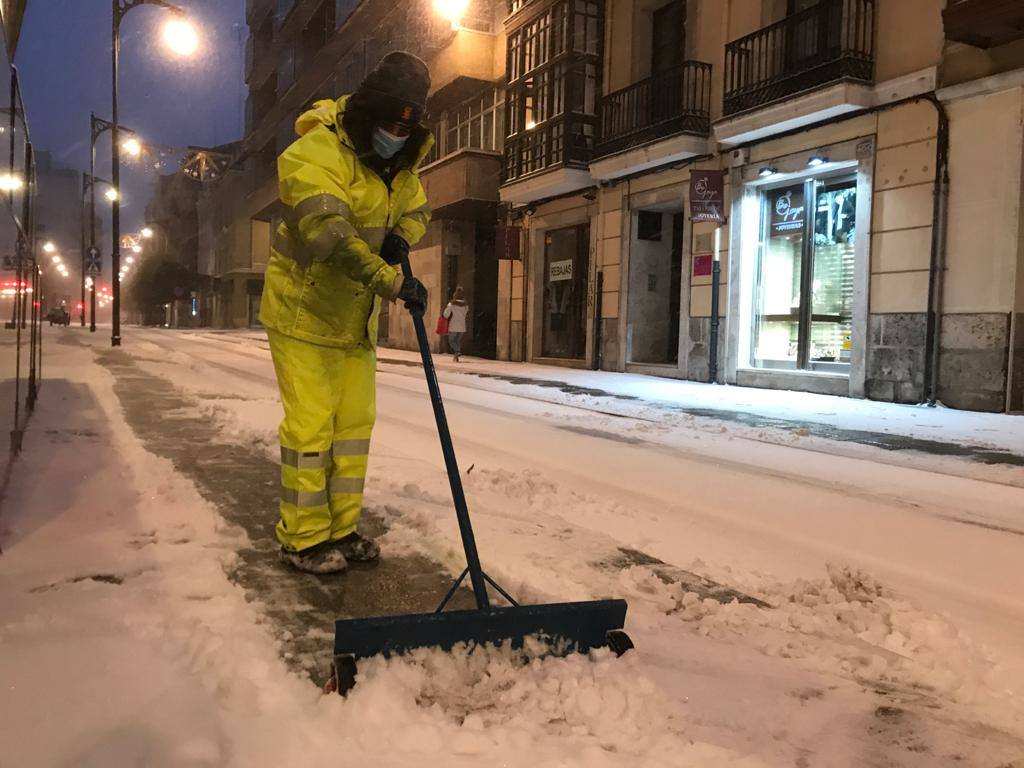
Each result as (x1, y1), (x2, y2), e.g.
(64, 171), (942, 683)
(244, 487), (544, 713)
(435, 315), (449, 336)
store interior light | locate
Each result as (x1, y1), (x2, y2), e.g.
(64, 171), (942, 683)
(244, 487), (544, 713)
(525, 120), (537, 131)
(808, 154), (828, 167)
(758, 167), (778, 178)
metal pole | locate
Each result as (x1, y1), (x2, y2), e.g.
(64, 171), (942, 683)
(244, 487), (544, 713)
(90, 117), (98, 334)
(79, 176), (86, 326)
(111, 0), (122, 347)
(7, 67), (16, 331)
(11, 237), (23, 453)
(399, 254), (491, 610)
(26, 144), (37, 411)
(708, 225), (721, 384)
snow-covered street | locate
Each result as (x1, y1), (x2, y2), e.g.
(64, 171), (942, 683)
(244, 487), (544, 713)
(1, 327), (1023, 767)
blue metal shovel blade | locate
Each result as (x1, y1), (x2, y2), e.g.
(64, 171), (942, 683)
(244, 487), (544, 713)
(334, 599), (628, 660)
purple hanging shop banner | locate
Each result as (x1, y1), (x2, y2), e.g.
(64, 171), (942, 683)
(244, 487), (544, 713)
(689, 170), (727, 224)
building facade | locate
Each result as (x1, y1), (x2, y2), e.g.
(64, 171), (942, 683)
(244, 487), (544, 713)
(33, 151), (86, 314)
(497, 0), (1024, 413)
(206, 0), (507, 358)
(144, 171), (203, 326)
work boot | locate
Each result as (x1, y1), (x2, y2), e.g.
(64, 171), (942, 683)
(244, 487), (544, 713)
(332, 532), (380, 562)
(279, 540), (348, 574)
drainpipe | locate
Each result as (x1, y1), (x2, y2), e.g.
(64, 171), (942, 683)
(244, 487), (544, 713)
(922, 94), (951, 406)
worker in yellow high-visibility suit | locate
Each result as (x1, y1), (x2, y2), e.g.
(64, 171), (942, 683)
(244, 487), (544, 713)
(259, 51), (432, 574)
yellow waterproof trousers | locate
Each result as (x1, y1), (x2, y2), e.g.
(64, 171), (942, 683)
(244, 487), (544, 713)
(267, 329), (376, 552)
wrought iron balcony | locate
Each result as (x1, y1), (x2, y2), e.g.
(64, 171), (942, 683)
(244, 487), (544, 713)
(724, 0), (875, 117)
(596, 61), (712, 157)
(944, 0), (1024, 48)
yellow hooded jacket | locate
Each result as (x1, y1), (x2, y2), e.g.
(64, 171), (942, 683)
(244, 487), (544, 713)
(259, 96), (433, 348)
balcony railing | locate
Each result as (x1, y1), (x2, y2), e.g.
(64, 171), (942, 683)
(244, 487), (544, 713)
(597, 61), (712, 158)
(944, 0), (1024, 48)
(724, 0), (875, 117)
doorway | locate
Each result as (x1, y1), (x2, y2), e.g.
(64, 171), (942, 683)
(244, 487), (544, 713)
(542, 224), (590, 359)
(750, 175), (856, 373)
(628, 210), (683, 365)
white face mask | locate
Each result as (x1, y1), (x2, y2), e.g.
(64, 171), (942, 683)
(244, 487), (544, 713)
(372, 126), (408, 159)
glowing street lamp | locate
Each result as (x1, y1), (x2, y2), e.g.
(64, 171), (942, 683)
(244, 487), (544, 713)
(162, 17), (200, 57)
(0, 173), (23, 191)
(105, 187), (119, 202)
(122, 137), (142, 157)
(131, 244), (142, 254)
(42, 241), (56, 254)
(109, 0), (201, 348)
(141, 226), (153, 239)
(434, 0), (470, 29)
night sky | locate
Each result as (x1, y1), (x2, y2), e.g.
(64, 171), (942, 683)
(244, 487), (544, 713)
(16, 0), (246, 240)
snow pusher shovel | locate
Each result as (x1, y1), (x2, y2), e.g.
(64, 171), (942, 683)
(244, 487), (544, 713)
(329, 255), (631, 695)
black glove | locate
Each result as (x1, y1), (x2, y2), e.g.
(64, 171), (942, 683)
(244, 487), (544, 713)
(380, 233), (409, 266)
(396, 276), (427, 314)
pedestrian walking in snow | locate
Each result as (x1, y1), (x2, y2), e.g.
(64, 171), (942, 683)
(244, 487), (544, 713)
(259, 51), (433, 574)
(443, 287), (469, 362)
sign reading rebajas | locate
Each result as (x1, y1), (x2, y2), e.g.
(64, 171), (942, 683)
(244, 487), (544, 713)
(689, 170), (727, 224)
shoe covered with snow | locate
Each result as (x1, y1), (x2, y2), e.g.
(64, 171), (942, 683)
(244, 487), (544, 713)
(279, 540), (348, 574)
(332, 532), (380, 562)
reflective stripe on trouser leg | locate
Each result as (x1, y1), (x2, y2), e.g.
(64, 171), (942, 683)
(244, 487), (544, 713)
(328, 345), (377, 542)
(268, 329), (349, 551)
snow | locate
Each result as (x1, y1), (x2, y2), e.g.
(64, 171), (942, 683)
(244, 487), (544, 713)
(1, 329), (1023, 766)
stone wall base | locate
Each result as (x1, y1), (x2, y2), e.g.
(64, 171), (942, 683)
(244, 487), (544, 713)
(1010, 313), (1024, 413)
(866, 313), (927, 404)
(598, 317), (620, 372)
(937, 313), (1010, 413)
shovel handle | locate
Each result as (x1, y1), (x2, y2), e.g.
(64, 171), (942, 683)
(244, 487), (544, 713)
(398, 255), (490, 610)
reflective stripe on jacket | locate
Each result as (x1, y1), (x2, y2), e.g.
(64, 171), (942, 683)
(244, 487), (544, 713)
(259, 96), (433, 348)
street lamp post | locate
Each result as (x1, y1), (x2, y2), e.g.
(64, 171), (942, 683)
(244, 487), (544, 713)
(89, 115), (128, 332)
(111, 0), (195, 348)
(82, 173), (112, 333)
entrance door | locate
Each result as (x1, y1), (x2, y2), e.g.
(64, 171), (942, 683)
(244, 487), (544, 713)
(542, 224), (590, 359)
(751, 175), (855, 372)
(628, 211), (683, 365)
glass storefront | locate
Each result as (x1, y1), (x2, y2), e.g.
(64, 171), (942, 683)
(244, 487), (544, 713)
(542, 224), (589, 359)
(751, 175), (855, 373)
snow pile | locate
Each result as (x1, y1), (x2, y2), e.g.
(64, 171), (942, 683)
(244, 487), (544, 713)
(343, 642), (755, 767)
(661, 563), (1022, 728)
(367, 461), (1024, 741)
